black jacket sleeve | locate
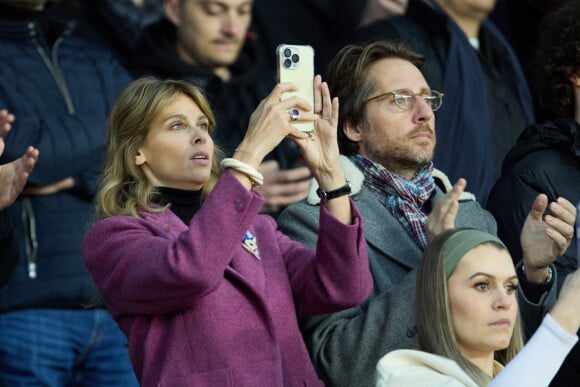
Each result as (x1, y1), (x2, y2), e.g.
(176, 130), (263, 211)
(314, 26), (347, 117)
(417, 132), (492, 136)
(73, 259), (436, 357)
(0, 210), (17, 289)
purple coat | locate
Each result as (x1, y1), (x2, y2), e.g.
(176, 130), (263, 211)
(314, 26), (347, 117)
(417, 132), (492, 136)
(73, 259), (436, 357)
(83, 171), (372, 387)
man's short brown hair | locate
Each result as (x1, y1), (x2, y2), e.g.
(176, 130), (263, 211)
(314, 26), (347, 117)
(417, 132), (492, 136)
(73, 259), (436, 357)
(326, 40), (425, 155)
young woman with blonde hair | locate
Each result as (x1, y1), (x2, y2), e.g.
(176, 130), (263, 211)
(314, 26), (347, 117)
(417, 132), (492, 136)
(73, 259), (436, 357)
(377, 228), (580, 386)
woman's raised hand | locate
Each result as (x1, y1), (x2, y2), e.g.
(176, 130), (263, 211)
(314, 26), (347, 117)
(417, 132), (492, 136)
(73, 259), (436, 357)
(293, 75), (343, 191)
(234, 75), (345, 196)
(234, 82), (315, 169)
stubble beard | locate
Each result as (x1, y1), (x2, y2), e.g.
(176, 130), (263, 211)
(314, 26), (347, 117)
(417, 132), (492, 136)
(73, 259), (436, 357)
(368, 145), (433, 176)
(365, 125), (435, 176)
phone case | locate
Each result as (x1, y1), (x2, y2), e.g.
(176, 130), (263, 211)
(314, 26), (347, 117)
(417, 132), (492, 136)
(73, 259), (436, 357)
(277, 44), (315, 132)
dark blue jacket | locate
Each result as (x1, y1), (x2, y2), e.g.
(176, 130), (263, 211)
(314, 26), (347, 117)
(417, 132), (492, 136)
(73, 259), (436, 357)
(0, 16), (131, 312)
(487, 117), (580, 387)
(487, 118), (580, 285)
(0, 211), (16, 289)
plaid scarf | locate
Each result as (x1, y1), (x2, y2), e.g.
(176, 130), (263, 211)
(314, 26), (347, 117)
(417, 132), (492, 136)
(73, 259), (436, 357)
(351, 154), (435, 248)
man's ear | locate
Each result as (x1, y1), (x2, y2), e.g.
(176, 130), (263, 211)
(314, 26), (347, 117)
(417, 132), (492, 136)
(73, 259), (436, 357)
(135, 150), (146, 166)
(343, 121), (363, 143)
(164, 0), (181, 27)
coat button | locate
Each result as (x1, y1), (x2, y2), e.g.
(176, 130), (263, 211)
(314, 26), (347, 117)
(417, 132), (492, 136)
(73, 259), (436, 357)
(235, 202), (244, 212)
(406, 327), (416, 338)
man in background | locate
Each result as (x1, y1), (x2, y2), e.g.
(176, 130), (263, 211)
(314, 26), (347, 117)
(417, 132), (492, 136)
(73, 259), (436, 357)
(0, 0), (138, 384)
(277, 40), (575, 387)
(352, 0), (534, 204)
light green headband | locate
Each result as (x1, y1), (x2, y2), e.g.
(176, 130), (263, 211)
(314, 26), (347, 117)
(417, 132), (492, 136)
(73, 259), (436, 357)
(443, 230), (507, 278)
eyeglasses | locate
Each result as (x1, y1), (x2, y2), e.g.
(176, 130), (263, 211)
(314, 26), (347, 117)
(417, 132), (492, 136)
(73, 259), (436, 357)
(365, 89), (444, 112)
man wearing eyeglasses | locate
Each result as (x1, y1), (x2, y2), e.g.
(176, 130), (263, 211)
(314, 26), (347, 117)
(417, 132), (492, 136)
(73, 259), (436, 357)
(277, 40), (576, 387)
(351, 0), (534, 206)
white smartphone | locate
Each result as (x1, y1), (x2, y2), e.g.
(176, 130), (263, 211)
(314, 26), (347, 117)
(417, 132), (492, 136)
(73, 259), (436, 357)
(277, 44), (315, 132)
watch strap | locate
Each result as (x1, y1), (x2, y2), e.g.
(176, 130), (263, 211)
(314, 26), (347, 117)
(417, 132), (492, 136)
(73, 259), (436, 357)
(316, 179), (351, 201)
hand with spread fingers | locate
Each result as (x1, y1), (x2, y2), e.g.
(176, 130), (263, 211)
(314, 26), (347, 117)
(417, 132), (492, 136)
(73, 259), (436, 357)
(290, 75), (349, 223)
(0, 109), (39, 210)
(425, 178), (466, 241)
(292, 75), (342, 191)
(520, 194), (576, 283)
(0, 146), (39, 210)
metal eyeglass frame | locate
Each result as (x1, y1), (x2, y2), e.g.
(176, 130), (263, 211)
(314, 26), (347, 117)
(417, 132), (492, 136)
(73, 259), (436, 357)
(365, 88), (444, 111)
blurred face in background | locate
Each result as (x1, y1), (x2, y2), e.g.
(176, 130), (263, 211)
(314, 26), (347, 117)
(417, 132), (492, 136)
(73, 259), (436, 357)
(164, 0), (252, 76)
(435, 0), (497, 24)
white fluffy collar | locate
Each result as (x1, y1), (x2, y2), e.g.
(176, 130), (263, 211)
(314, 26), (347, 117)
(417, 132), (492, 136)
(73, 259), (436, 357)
(307, 155), (476, 205)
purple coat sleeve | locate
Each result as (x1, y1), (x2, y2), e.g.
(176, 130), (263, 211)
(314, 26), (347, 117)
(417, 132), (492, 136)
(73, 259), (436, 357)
(83, 171), (263, 314)
(83, 171), (371, 317)
(275, 202), (372, 317)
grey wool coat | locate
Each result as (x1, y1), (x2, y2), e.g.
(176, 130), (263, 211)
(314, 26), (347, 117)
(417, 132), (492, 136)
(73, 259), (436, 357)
(276, 156), (557, 387)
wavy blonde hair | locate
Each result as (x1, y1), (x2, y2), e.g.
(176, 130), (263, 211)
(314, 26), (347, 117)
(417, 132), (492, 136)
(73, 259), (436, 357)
(95, 77), (222, 220)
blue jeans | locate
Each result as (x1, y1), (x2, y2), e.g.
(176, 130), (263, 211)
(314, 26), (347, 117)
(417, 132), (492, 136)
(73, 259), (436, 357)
(0, 309), (139, 386)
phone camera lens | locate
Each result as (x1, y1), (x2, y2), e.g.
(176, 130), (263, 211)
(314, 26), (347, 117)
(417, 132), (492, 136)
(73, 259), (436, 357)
(284, 48), (292, 58)
(283, 58), (292, 68)
(292, 54), (299, 63)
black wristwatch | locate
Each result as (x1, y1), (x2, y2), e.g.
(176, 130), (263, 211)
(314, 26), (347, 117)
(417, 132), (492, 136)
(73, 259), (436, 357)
(316, 179), (351, 202)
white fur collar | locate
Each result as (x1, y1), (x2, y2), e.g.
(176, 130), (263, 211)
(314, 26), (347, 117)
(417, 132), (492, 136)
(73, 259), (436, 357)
(307, 155), (476, 205)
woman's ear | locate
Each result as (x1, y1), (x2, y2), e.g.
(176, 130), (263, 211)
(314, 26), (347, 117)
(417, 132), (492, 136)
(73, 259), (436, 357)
(135, 150), (146, 166)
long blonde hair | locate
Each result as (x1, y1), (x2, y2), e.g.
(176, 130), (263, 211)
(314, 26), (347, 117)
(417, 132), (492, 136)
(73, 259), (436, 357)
(95, 77), (222, 220)
(416, 228), (524, 386)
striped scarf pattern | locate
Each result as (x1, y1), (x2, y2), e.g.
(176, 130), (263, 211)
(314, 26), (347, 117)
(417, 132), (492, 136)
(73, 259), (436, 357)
(350, 154), (435, 248)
